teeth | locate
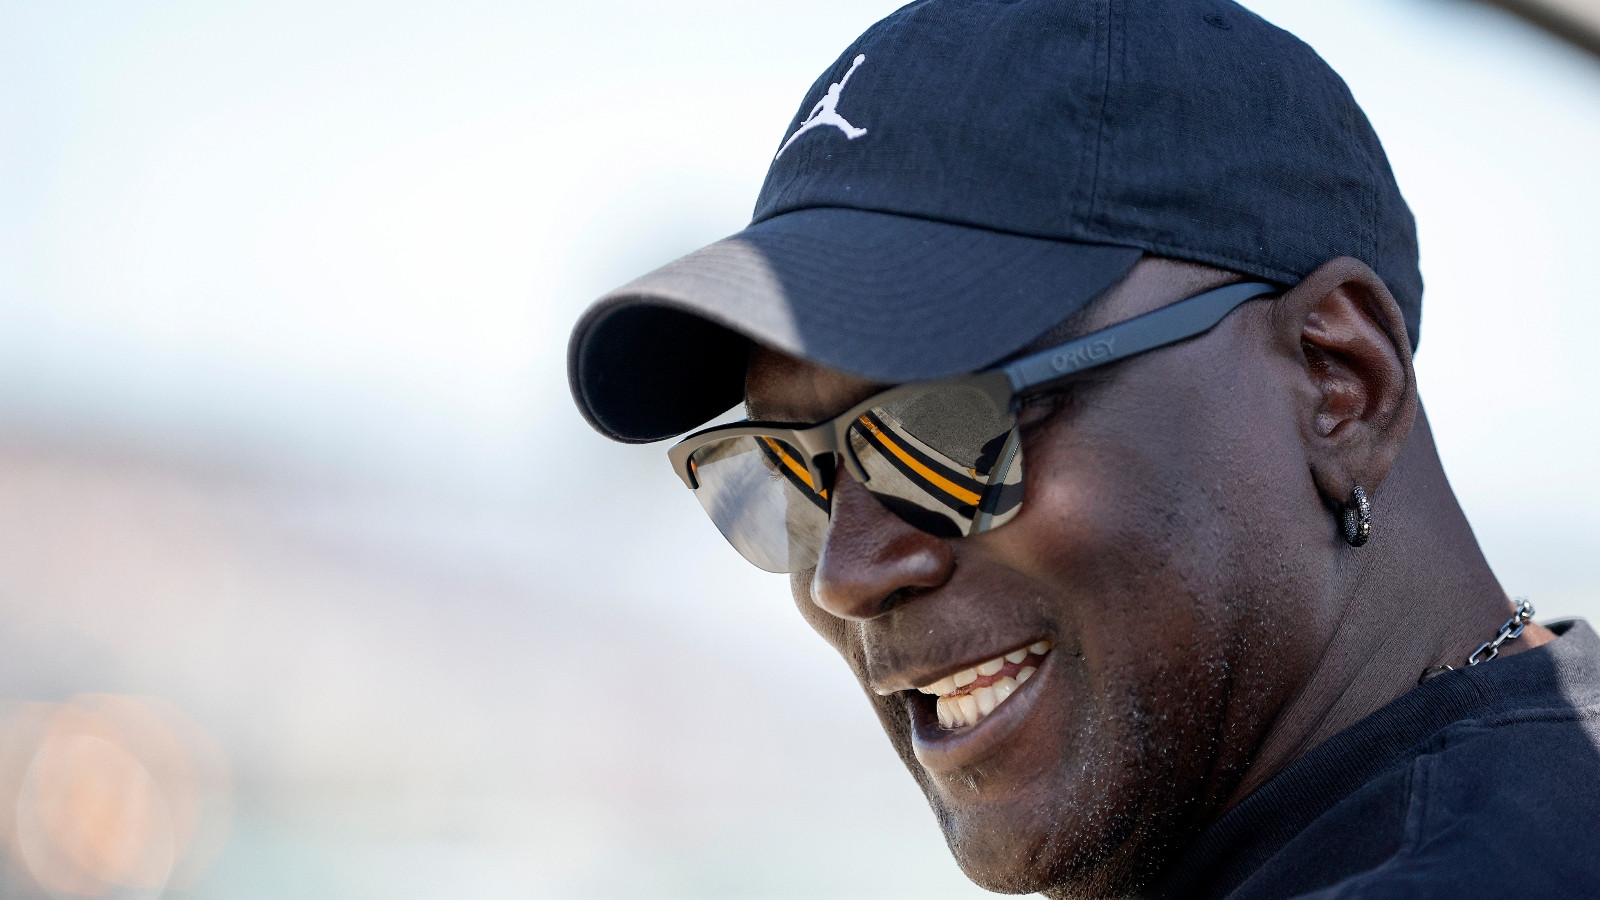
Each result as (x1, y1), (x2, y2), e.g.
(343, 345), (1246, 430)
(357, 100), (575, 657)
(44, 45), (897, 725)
(920, 641), (1055, 730)
(992, 676), (1017, 704)
(956, 694), (979, 724)
(973, 685), (997, 715)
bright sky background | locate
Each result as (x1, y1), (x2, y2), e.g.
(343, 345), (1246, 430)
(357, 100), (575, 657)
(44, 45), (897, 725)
(0, 1), (1597, 896)
(2, 0), (1596, 603)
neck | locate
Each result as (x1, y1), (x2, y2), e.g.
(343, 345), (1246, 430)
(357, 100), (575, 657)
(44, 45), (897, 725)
(1224, 406), (1553, 808)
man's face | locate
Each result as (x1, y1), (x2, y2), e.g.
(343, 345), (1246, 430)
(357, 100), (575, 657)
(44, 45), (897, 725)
(744, 262), (1334, 896)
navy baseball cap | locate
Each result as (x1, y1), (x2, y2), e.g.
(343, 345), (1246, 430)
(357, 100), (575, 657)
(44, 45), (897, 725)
(568, 0), (1421, 444)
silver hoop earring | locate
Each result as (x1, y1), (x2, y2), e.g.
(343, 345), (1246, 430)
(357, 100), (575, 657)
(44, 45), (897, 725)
(1342, 485), (1372, 547)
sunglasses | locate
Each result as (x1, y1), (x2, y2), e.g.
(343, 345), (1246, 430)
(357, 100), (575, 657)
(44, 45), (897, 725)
(668, 281), (1277, 573)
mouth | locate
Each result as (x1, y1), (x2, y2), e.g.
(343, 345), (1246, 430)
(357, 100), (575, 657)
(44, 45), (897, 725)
(899, 639), (1056, 774)
(874, 639), (1058, 774)
(918, 640), (1054, 730)
(878, 637), (1059, 775)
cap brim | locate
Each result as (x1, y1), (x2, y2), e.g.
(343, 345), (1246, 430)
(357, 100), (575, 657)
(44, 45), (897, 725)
(568, 208), (1142, 443)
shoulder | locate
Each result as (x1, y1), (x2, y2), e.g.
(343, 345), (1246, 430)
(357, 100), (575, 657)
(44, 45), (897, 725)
(1231, 620), (1600, 899)
(1405, 706), (1600, 879)
(1287, 712), (1600, 899)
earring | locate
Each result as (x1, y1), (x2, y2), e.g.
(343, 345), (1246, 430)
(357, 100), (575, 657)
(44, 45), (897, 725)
(1342, 485), (1372, 547)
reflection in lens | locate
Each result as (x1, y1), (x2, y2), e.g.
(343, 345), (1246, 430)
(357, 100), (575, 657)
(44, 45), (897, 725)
(689, 436), (829, 573)
(849, 385), (1023, 537)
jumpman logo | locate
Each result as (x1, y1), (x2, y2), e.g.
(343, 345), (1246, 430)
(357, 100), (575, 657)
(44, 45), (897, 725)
(774, 54), (869, 160)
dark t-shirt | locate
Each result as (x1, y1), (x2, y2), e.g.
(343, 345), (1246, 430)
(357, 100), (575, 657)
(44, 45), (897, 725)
(1142, 619), (1600, 899)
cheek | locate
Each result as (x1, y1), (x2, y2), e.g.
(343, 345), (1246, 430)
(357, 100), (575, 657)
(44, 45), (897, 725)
(930, 413), (1251, 878)
(984, 417), (1205, 594)
(788, 569), (825, 633)
(975, 404), (1249, 739)
(995, 362), (1306, 608)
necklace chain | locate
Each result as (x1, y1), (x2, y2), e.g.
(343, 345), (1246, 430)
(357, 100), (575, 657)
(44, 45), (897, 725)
(1467, 598), (1535, 666)
(1419, 599), (1535, 684)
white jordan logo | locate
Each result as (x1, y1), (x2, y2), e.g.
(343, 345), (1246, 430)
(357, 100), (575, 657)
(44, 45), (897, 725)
(774, 54), (869, 160)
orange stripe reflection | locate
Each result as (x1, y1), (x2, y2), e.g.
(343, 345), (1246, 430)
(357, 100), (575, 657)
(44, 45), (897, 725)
(759, 437), (828, 499)
(855, 416), (982, 506)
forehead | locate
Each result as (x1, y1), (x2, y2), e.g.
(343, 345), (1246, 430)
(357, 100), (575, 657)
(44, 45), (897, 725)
(743, 257), (1239, 425)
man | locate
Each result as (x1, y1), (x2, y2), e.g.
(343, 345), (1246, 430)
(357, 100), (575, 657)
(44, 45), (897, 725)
(567, 1), (1600, 896)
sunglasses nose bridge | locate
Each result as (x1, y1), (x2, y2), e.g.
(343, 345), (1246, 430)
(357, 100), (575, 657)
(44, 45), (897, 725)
(791, 428), (849, 493)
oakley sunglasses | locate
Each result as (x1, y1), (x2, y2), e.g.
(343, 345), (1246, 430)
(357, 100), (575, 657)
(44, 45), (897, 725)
(669, 281), (1278, 573)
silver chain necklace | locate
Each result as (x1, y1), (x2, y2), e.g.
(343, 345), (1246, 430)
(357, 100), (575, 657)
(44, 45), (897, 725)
(1419, 599), (1535, 684)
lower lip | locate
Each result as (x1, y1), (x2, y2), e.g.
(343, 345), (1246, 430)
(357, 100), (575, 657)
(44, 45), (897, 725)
(908, 651), (1053, 774)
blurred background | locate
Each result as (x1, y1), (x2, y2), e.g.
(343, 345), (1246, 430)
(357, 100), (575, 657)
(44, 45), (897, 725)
(0, 0), (1596, 897)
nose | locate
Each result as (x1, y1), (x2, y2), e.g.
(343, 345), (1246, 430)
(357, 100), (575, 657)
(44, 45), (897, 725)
(810, 473), (956, 620)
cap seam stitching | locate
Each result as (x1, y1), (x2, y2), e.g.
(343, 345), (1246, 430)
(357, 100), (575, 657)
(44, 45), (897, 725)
(1082, 0), (1116, 233)
(1368, 131), (1381, 270)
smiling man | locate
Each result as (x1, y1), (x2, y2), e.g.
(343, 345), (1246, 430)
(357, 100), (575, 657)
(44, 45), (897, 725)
(566, 1), (1600, 897)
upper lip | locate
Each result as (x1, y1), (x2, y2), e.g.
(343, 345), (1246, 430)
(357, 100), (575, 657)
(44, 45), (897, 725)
(870, 639), (1051, 696)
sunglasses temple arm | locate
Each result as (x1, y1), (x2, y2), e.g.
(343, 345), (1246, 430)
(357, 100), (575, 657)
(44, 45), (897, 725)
(999, 282), (1278, 394)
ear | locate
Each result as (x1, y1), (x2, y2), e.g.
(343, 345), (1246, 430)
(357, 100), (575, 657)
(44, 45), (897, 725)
(1271, 257), (1418, 508)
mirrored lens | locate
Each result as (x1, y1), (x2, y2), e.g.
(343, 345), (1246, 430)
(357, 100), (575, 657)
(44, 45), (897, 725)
(688, 435), (829, 573)
(847, 384), (1023, 538)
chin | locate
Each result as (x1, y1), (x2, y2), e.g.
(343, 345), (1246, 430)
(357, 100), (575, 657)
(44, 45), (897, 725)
(892, 677), (1194, 900)
(930, 780), (1151, 899)
(940, 802), (1069, 895)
